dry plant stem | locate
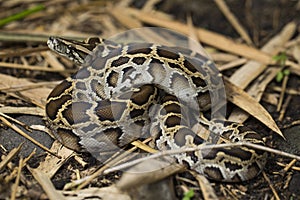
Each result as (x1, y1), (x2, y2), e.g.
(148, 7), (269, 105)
(282, 159), (297, 174)
(262, 172), (280, 200)
(0, 107), (44, 116)
(0, 116), (59, 158)
(0, 81), (60, 93)
(0, 46), (48, 59)
(142, 0), (161, 11)
(190, 171), (218, 200)
(277, 161), (300, 171)
(277, 75), (289, 112)
(0, 32), (50, 43)
(186, 15), (206, 55)
(77, 138), (152, 190)
(0, 61), (75, 72)
(219, 185), (238, 200)
(224, 78), (282, 136)
(270, 86), (300, 95)
(28, 167), (66, 200)
(0, 73), (52, 108)
(0, 143), (23, 171)
(228, 22), (296, 123)
(283, 120), (300, 129)
(218, 58), (247, 71)
(10, 158), (23, 200)
(0, 112), (31, 131)
(121, 7), (292, 65)
(278, 94), (292, 122)
(229, 22), (295, 88)
(214, 0), (253, 45)
(104, 142), (300, 175)
(3, 149), (35, 184)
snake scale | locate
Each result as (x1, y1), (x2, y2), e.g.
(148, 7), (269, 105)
(46, 36), (267, 182)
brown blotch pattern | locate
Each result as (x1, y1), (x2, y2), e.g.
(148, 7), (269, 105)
(90, 79), (106, 99)
(132, 57), (147, 65)
(156, 47), (180, 60)
(95, 100), (127, 122)
(111, 56), (130, 67)
(47, 80), (72, 99)
(106, 70), (119, 87)
(165, 115), (181, 128)
(127, 43), (153, 54)
(130, 85), (156, 106)
(46, 95), (72, 120)
(204, 167), (223, 180)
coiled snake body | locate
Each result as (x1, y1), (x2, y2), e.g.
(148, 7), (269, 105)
(46, 37), (267, 182)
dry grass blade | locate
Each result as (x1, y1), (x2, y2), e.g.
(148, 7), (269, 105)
(116, 159), (183, 190)
(62, 186), (131, 200)
(0, 46), (48, 59)
(214, 0), (253, 45)
(105, 142), (300, 175)
(10, 158), (23, 200)
(224, 78), (283, 136)
(228, 22), (296, 123)
(0, 143), (22, 171)
(0, 62), (58, 72)
(218, 58), (247, 71)
(262, 172), (280, 200)
(77, 138), (152, 190)
(28, 167), (66, 200)
(278, 95), (292, 122)
(228, 67), (281, 123)
(0, 73), (51, 109)
(127, 8), (299, 74)
(0, 116), (59, 157)
(190, 171), (218, 200)
(109, 6), (142, 29)
(229, 22), (296, 88)
(36, 141), (74, 178)
(277, 75), (289, 112)
(0, 107), (44, 116)
(123, 7), (274, 64)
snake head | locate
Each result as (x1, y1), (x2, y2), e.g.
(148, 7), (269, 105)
(47, 36), (100, 65)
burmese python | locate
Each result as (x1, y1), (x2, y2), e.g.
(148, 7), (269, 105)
(46, 36), (267, 182)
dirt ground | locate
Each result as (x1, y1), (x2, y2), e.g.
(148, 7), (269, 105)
(0, 0), (300, 199)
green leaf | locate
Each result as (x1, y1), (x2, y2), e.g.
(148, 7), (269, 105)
(273, 52), (287, 67)
(0, 4), (45, 27)
(283, 69), (290, 76)
(276, 71), (284, 82)
(182, 189), (194, 200)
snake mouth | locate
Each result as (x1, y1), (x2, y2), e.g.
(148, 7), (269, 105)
(47, 36), (90, 64)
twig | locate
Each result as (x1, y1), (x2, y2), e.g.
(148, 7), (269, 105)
(214, 0), (253, 45)
(0, 115), (59, 158)
(0, 143), (23, 171)
(103, 142), (300, 174)
(278, 94), (292, 121)
(10, 158), (24, 200)
(282, 120), (300, 129)
(262, 172), (280, 200)
(0, 61), (75, 73)
(277, 75), (289, 112)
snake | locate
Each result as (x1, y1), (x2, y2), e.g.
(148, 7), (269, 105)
(45, 36), (267, 182)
